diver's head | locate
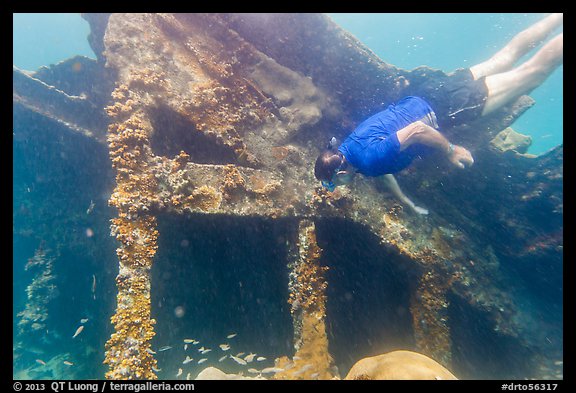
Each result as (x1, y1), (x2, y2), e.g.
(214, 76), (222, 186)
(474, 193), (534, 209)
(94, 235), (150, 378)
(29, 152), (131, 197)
(314, 149), (352, 191)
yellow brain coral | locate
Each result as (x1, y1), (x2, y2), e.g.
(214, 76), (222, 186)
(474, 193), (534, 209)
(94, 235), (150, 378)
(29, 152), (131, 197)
(344, 350), (458, 380)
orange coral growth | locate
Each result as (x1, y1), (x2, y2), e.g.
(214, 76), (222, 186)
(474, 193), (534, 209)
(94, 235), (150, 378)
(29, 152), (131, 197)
(173, 151), (190, 172)
(273, 312), (337, 380)
(185, 185), (222, 212)
(103, 273), (157, 379)
(222, 165), (246, 202)
(104, 73), (163, 379)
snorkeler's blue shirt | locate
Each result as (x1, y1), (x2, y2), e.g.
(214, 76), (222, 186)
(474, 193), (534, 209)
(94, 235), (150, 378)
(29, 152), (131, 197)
(338, 96), (435, 176)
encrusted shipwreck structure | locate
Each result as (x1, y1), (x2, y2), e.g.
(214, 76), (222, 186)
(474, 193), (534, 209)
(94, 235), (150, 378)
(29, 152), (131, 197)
(13, 13), (562, 380)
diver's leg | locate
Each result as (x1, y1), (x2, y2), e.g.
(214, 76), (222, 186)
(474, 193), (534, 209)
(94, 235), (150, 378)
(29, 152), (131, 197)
(470, 13), (563, 79)
(481, 33), (563, 115)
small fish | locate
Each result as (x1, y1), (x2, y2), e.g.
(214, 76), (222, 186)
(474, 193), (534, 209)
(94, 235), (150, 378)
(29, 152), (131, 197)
(152, 366), (162, 372)
(283, 362), (295, 371)
(158, 346), (172, 352)
(146, 348), (157, 355)
(260, 367), (284, 374)
(186, 372), (191, 380)
(247, 368), (260, 374)
(91, 274), (96, 300)
(72, 325), (84, 338)
(198, 358), (207, 364)
(63, 361), (74, 366)
(201, 348), (212, 354)
(244, 353), (256, 363)
(310, 372), (319, 379)
(192, 340), (200, 345)
(218, 355), (228, 362)
(183, 356), (193, 364)
(35, 359), (46, 366)
(293, 364), (313, 376)
(80, 318), (89, 324)
(219, 344), (230, 351)
(230, 355), (247, 365)
(227, 333), (237, 339)
(256, 357), (266, 361)
(176, 368), (183, 377)
(236, 352), (245, 357)
(183, 339), (194, 343)
(184, 344), (188, 351)
(86, 200), (95, 215)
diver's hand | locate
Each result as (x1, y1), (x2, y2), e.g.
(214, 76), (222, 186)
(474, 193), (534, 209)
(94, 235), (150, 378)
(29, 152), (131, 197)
(448, 144), (474, 169)
(405, 199), (429, 215)
(412, 205), (429, 215)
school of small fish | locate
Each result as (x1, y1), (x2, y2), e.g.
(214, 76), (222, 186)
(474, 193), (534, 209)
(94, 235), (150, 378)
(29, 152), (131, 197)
(136, 332), (288, 380)
(60, 325), (288, 379)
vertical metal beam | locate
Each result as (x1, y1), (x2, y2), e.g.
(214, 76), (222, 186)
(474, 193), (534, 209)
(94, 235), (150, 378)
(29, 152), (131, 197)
(410, 266), (453, 368)
(103, 81), (159, 380)
(275, 219), (337, 379)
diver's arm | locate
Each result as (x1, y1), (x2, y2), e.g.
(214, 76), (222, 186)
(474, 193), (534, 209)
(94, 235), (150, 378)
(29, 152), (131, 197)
(396, 121), (474, 169)
(380, 174), (429, 215)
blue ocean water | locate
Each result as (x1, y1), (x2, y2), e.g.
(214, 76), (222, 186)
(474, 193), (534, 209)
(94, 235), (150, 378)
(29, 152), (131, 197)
(13, 13), (563, 381)
(13, 13), (96, 70)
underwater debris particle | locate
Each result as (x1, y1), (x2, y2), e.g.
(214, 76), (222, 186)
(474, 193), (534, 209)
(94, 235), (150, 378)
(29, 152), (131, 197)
(174, 306), (185, 318)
